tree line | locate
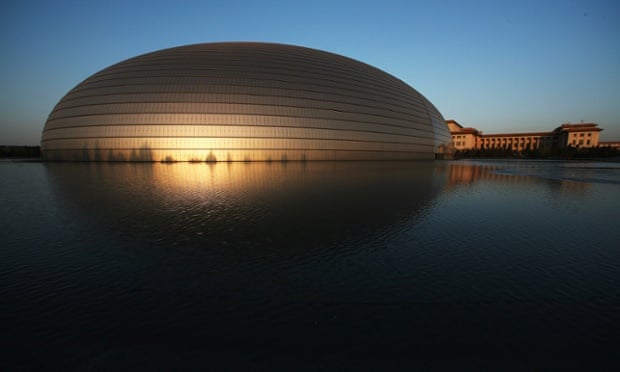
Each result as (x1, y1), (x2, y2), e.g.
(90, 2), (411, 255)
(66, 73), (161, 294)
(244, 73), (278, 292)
(0, 146), (41, 158)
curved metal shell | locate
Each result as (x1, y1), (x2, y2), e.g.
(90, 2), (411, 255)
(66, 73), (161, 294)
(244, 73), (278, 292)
(41, 42), (449, 161)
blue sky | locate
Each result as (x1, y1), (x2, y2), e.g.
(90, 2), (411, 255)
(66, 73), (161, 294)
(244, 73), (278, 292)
(2, 0), (619, 145)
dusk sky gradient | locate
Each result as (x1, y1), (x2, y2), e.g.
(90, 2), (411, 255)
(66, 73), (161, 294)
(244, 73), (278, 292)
(2, 0), (619, 145)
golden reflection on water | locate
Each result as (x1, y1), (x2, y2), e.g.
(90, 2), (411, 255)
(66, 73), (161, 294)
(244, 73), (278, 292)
(443, 161), (590, 195)
(44, 161), (447, 248)
(43, 160), (599, 250)
(149, 162), (309, 196)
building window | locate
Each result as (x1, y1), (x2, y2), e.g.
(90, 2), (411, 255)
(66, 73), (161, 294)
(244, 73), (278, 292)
(579, 140), (584, 145)
(580, 133), (584, 137)
(587, 133), (591, 137)
(587, 140), (591, 145)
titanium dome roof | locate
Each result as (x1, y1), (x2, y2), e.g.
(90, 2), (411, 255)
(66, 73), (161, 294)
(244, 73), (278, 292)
(41, 42), (450, 162)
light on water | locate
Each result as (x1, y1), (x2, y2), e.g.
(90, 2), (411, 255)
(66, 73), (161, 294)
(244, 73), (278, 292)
(1, 160), (619, 369)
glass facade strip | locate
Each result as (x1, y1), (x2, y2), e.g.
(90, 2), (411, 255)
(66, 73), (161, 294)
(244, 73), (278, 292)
(42, 148), (434, 162)
(77, 71), (402, 99)
(48, 102), (434, 130)
(44, 137), (434, 153)
(69, 82), (429, 118)
(93, 55), (381, 79)
(55, 93), (432, 123)
(64, 82), (411, 106)
(46, 112), (424, 131)
(43, 119), (436, 142)
(72, 72), (427, 111)
(42, 125), (434, 146)
(80, 65), (414, 98)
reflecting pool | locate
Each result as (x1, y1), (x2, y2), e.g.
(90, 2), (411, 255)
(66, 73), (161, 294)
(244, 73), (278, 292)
(1, 160), (619, 369)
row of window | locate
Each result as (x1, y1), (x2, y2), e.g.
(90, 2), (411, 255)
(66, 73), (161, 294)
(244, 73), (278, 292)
(481, 137), (551, 143)
(453, 135), (550, 143)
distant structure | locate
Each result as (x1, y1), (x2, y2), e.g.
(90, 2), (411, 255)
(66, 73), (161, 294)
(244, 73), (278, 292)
(41, 42), (450, 162)
(0, 146), (41, 158)
(599, 141), (620, 149)
(447, 120), (603, 151)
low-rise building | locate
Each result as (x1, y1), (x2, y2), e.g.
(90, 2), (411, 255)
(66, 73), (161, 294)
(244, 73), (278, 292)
(446, 120), (480, 150)
(447, 120), (603, 151)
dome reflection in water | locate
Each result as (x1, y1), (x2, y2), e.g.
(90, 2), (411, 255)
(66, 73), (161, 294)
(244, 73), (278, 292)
(46, 161), (443, 256)
(39, 161), (448, 367)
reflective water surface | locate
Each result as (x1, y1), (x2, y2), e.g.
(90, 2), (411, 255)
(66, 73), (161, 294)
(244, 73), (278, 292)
(1, 160), (619, 369)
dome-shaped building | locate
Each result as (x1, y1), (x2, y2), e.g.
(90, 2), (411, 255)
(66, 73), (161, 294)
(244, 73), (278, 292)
(41, 42), (449, 162)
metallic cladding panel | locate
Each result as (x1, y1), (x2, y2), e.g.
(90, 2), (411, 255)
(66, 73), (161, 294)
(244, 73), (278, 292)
(41, 42), (450, 161)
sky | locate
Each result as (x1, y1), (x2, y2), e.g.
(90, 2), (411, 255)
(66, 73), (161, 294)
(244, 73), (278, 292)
(1, 0), (619, 145)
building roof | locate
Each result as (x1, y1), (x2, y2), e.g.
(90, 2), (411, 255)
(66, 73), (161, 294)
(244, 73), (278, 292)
(446, 120), (480, 135)
(456, 128), (480, 134)
(555, 123), (602, 133)
(445, 119), (462, 128)
(446, 121), (604, 139)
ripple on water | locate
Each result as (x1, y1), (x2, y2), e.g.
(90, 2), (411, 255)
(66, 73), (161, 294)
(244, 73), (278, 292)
(2, 160), (619, 368)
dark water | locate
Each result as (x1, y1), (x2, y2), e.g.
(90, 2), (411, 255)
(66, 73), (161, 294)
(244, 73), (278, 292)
(1, 160), (619, 370)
